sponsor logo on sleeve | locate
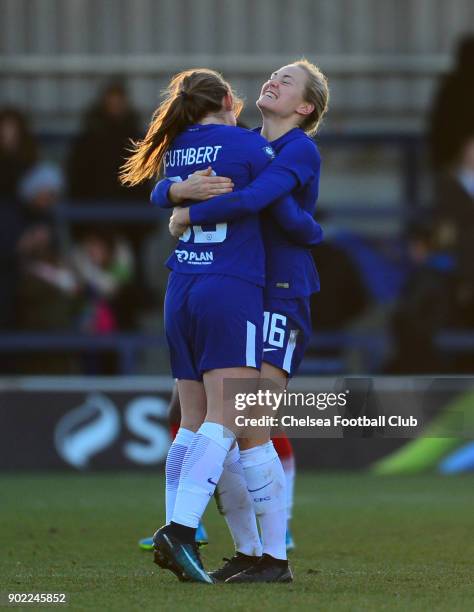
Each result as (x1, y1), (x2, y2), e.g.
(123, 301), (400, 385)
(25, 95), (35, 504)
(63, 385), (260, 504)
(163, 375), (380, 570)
(262, 145), (276, 159)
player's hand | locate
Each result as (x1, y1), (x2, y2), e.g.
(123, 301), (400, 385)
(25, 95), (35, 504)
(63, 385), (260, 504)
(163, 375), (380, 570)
(169, 207), (191, 238)
(173, 167), (234, 202)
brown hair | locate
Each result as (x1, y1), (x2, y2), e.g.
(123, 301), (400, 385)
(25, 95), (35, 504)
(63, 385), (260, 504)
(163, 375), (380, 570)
(293, 59), (329, 135)
(120, 69), (243, 186)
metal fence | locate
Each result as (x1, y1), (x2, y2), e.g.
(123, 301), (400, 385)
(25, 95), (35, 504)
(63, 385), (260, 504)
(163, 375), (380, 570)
(0, 330), (472, 375)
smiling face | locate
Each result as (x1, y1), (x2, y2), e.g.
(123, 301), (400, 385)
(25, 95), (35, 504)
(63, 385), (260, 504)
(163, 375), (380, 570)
(256, 64), (314, 125)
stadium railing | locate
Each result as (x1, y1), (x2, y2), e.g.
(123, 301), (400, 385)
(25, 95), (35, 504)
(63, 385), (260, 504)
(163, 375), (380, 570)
(0, 330), (471, 375)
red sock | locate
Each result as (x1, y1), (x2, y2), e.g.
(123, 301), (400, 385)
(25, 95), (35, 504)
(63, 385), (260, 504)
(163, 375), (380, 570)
(271, 431), (294, 461)
(169, 422), (179, 440)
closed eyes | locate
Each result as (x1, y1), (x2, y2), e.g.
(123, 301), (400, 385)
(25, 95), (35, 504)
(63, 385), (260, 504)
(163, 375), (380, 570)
(269, 73), (294, 86)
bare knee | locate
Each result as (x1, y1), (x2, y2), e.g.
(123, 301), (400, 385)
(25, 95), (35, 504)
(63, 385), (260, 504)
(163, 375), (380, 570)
(203, 367), (260, 434)
(177, 379), (207, 432)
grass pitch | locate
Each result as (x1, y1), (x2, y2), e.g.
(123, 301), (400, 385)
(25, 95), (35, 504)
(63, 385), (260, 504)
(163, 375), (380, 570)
(1, 472), (473, 611)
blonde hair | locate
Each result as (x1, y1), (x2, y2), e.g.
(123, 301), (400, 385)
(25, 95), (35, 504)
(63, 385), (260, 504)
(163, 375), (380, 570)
(119, 69), (243, 186)
(293, 58), (329, 135)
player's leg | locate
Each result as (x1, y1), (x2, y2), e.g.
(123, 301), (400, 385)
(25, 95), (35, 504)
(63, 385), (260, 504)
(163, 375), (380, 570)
(165, 380), (206, 521)
(210, 441), (262, 581)
(153, 379), (210, 582)
(160, 380), (258, 565)
(166, 383), (209, 543)
(272, 431), (296, 550)
(152, 273), (212, 582)
(139, 384), (208, 551)
(169, 275), (263, 534)
(202, 366), (263, 581)
(168, 383), (181, 438)
(155, 367), (258, 583)
(227, 299), (309, 583)
(153, 380), (208, 576)
(199, 275), (264, 579)
(227, 362), (292, 583)
(154, 275), (263, 583)
(161, 275), (206, 527)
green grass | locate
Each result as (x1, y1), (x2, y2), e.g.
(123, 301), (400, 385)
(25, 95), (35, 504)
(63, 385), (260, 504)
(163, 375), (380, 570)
(1, 473), (473, 611)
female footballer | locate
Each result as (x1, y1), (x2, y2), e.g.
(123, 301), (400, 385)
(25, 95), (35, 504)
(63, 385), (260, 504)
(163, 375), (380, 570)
(149, 60), (329, 583)
(120, 68), (323, 583)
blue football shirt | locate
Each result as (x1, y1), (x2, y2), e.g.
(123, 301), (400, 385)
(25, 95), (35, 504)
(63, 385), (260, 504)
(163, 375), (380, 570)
(260, 128), (321, 298)
(154, 123), (275, 287)
(184, 127), (322, 297)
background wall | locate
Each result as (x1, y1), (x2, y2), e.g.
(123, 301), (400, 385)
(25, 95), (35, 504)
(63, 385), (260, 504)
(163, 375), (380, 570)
(2, 0), (473, 130)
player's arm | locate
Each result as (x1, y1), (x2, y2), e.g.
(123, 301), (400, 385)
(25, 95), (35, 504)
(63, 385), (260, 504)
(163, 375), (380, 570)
(150, 168), (233, 209)
(179, 139), (319, 226)
(150, 179), (175, 208)
(270, 195), (323, 247)
(187, 163), (298, 224)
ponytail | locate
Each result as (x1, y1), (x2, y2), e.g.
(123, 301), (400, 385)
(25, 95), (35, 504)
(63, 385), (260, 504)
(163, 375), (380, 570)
(120, 69), (242, 186)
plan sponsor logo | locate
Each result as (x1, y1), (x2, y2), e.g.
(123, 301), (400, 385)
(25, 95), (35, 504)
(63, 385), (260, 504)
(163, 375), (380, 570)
(175, 249), (213, 265)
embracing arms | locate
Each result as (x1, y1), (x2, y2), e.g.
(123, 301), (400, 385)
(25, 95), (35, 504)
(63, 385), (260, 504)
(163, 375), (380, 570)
(151, 137), (322, 247)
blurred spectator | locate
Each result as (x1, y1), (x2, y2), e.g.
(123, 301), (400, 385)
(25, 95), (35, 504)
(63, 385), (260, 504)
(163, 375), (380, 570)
(0, 108), (39, 330)
(432, 139), (474, 322)
(425, 34), (474, 373)
(14, 223), (80, 373)
(66, 80), (148, 201)
(0, 107), (37, 203)
(66, 80), (154, 294)
(428, 34), (474, 171)
(10, 162), (66, 335)
(306, 234), (369, 372)
(71, 231), (143, 333)
(384, 223), (460, 374)
(19, 162), (64, 228)
(0, 206), (22, 330)
(311, 240), (369, 331)
(16, 224), (79, 329)
(18, 162), (64, 222)
(71, 231), (146, 374)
